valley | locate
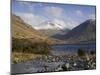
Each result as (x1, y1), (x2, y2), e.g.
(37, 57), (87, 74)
(11, 13), (96, 74)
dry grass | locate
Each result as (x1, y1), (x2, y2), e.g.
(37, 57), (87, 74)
(12, 52), (42, 64)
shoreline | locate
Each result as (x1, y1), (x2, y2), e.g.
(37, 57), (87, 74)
(11, 53), (96, 74)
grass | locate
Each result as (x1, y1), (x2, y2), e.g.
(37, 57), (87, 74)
(12, 38), (52, 64)
(12, 52), (42, 64)
(12, 38), (51, 54)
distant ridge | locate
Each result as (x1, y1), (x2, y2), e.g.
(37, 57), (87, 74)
(52, 19), (96, 44)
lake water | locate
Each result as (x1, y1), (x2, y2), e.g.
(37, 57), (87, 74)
(51, 43), (96, 55)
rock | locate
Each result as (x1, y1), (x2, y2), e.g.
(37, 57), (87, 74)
(65, 63), (70, 68)
(55, 65), (63, 71)
(52, 58), (56, 62)
(61, 63), (70, 71)
(86, 55), (90, 61)
(73, 62), (77, 67)
(90, 62), (96, 69)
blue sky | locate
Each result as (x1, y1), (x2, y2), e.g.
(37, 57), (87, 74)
(12, 0), (96, 29)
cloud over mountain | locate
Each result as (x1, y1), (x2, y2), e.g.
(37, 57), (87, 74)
(15, 12), (46, 26)
(34, 19), (67, 30)
(12, 1), (96, 30)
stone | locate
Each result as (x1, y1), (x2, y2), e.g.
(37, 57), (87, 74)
(73, 62), (77, 67)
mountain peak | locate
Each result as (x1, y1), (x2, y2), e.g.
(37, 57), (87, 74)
(84, 19), (96, 26)
(52, 19), (96, 44)
(34, 19), (67, 30)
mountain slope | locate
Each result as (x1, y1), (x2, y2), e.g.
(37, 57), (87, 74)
(51, 28), (70, 39)
(53, 19), (96, 44)
(66, 19), (96, 43)
(12, 14), (55, 61)
(12, 14), (57, 44)
(39, 28), (70, 37)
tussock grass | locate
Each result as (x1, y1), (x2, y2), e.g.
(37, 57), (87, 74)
(12, 52), (41, 64)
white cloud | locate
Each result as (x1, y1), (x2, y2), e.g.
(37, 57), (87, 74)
(15, 12), (80, 30)
(76, 10), (83, 17)
(44, 6), (64, 17)
(16, 12), (46, 26)
(66, 20), (79, 29)
(50, 19), (67, 29)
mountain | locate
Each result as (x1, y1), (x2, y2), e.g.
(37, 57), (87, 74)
(34, 19), (67, 30)
(59, 19), (96, 44)
(36, 20), (70, 37)
(12, 14), (57, 44)
(12, 14), (96, 44)
(39, 28), (70, 37)
(51, 28), (70, 39)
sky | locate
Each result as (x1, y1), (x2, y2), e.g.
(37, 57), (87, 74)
(12, 0), (96, 29)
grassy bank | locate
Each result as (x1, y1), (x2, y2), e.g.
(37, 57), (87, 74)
(12, 38), (51, 54)
(12, 38), (52, 63)
(12, 52), (42, 63)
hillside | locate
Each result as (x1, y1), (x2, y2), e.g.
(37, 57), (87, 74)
(58, 19), (96, 44)
(12, 14), (57, 44)
(12, 14), (62, 59)
(51, 28), (70, 39)
(39, 28), (70, 37)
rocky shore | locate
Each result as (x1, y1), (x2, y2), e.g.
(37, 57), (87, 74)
(12, 54), (96, 74)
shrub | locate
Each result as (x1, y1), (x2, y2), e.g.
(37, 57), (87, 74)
(77, 48), (86, 57)
(90, 51), (96, 55)
(12, 38), (51, 54)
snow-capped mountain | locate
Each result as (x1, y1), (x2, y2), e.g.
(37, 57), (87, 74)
(34, 19), (67, 30)
(35, 20), (70, 37)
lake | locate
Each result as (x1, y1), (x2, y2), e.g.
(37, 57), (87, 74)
(51, 43), (96, 55)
